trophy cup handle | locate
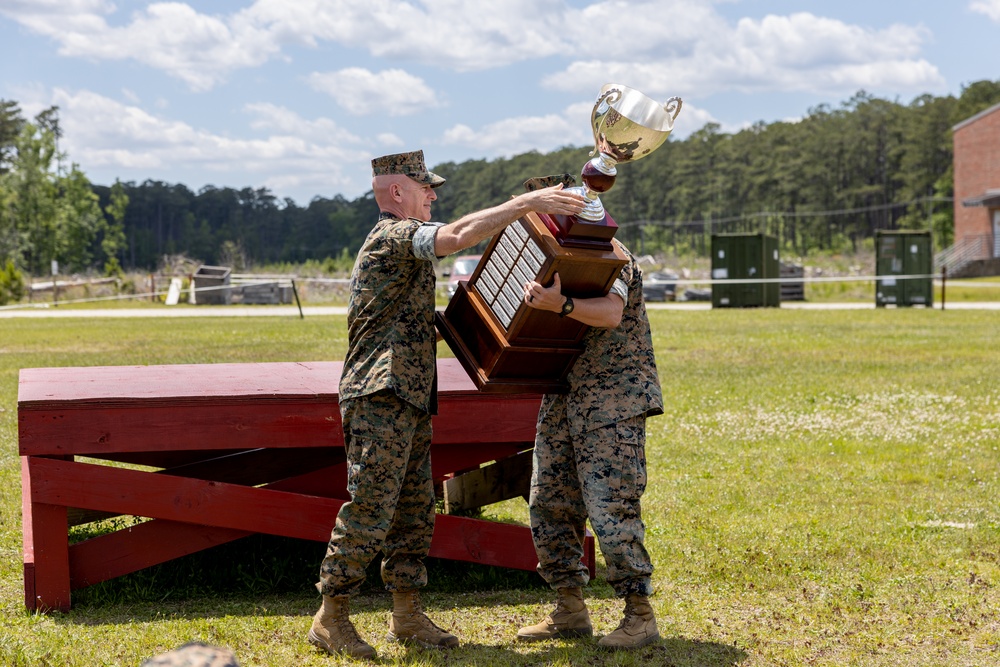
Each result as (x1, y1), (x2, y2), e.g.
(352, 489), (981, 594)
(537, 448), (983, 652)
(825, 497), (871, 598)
(663, 96), (683, 122)
(590, 87), (623, 157)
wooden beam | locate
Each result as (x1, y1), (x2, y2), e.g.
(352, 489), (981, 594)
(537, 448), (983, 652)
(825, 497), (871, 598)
(443, 450), (533, 514)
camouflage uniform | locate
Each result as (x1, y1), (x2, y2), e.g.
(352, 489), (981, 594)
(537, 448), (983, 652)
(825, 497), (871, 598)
(318, 210), (444, 596)
(529, 240), (664, 598)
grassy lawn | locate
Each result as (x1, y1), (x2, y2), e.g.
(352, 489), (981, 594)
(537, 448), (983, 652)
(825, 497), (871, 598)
(1, 308), (998, 666)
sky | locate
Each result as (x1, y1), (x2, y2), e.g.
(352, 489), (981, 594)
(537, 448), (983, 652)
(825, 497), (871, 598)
(1, 0), (998, 207)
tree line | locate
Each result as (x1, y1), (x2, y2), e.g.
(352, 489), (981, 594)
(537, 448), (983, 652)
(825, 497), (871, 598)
(2, 80), (1000, 296)
(1, 100), (128, 303)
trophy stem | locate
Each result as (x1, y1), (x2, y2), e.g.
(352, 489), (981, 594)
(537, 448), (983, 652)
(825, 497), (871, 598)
(574, 189), (607, 222)
(574, 156), (618, 222)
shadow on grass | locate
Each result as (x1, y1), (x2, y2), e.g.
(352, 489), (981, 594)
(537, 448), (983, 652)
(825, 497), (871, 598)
(68, 534), (555, 611)
(443, 636), (748, 667)
(57, 536), (748, 667)
(657, 636), (749, 666)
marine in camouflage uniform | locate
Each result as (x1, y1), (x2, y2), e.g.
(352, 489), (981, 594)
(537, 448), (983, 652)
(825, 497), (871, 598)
(518, 235), (664, 650)
(309, 152), (586, 659)
(318, 209), (444, 597)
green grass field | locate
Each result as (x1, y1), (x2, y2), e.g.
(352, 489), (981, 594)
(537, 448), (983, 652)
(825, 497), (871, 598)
(1, 308), (998, 666)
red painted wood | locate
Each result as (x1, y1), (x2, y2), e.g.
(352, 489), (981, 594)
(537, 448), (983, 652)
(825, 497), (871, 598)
(18, 359), (540, 456)
(20, 456), (36, 610)
(429, 443), (529, 480)
(66, 505), (560, 592)
(586, 532), (596, 579)
(18, 402), (344, 457)
(19, 359), (553, 611)
(18, 358), (492, 407)
(69, 463), (353, 589)
(17, 361), (345, 406)
(266, 464), (350, 499)
(70, 520), (252, 589)
(20, 456), (35, 565)
(431, 394), (541, 445)
(25, 502), (71, 612)
(22, 562), (35, 611)
(29, 458), (342, 540)
(21, 456), (72, 611)
(27, 454), (594, 607)
(430, 513), (538, 570)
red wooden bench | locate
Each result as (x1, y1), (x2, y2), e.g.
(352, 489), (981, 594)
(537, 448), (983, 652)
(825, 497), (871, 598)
(19, 358), (594, 612)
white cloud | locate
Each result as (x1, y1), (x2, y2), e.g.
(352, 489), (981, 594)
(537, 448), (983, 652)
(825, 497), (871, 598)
(35, 87), (372, 196)
(668, 103), (720, 138)
(306, 68), (443, 116)
(376, 133), (405, 148)
(0, 1), (726, 88)
(244, 0), (574, 72)
(0, 1), (949, 102)
(970, 0), (1000, 21)
(244, 102), (362, 145)
(0, 1), (278, 91)
(543, 10), (944, 99)
(0, 0), (115, 29)
(442, 103), (590, 156)
(121, 88), (141, 105)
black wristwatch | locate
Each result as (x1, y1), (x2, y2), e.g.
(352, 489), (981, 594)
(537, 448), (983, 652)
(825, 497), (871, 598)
(558, 296), (575, 318)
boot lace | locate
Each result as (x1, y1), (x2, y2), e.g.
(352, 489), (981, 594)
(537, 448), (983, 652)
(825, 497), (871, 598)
(612, 598), (637, 631)
(328, 616), (365, 647)
(411, 599), (451, 636)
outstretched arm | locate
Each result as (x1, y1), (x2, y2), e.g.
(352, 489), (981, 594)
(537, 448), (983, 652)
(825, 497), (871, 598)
(433, 185), (585, 257)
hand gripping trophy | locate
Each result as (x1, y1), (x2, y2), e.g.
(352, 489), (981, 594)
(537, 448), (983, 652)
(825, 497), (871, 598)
(542, 83), (682, 249)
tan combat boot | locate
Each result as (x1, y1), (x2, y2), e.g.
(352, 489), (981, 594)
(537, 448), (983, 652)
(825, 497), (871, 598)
(387, 590), (460, 648)
(517, 587), (593, 641)
(597, 593), (660, 650)
(307, 594), (377, 659)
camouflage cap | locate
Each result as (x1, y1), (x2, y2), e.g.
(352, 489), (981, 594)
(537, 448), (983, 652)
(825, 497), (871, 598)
(523, 173), (576, 192)
(371, 150), (446, 188)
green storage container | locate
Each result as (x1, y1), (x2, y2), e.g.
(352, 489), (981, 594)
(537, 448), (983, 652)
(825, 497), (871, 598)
(875, 230), (933, 307)
(711, 233), (780, 308)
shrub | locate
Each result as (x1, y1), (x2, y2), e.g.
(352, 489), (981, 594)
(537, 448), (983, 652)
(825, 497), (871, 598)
(0, 260), (26, 305)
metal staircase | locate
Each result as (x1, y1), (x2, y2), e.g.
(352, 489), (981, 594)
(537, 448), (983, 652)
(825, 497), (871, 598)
(934, 234), (993, 274)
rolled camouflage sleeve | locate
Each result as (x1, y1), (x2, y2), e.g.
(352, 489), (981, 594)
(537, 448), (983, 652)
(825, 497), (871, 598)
(610, 278), (628, 303)
(413, 222), (445, 261)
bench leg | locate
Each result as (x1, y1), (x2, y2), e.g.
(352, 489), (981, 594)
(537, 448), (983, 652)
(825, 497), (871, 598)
(22, 457), (72, 612)
(584, 530), (596, 580)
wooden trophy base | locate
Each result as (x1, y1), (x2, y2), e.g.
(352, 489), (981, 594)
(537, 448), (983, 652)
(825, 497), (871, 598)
(539, 211), (619, 250)
(437, 211), (626, 393)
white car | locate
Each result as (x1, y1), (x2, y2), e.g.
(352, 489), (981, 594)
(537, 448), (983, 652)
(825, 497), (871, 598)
(445, 255), (482, 299)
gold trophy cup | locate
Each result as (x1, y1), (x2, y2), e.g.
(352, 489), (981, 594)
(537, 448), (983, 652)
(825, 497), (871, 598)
(542, 83), (682, 249)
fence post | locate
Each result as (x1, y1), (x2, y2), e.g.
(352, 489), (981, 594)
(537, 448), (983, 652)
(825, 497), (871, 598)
(292, 280), (304, 319)
(941, 265), (946, 311)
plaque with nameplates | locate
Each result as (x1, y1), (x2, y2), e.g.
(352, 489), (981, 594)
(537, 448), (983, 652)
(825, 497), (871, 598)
(436, 211), (627, 393)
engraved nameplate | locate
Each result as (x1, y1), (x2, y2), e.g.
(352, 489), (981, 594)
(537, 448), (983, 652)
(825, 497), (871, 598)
(470, 220), (545, 332)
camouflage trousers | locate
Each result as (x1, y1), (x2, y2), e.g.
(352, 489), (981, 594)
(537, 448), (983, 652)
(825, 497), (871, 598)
(529, 395), (653, 597)
(317, 390), (435, 596)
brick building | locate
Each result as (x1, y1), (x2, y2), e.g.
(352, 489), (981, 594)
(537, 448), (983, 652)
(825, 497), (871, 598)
(950, 101), (1000, 275)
